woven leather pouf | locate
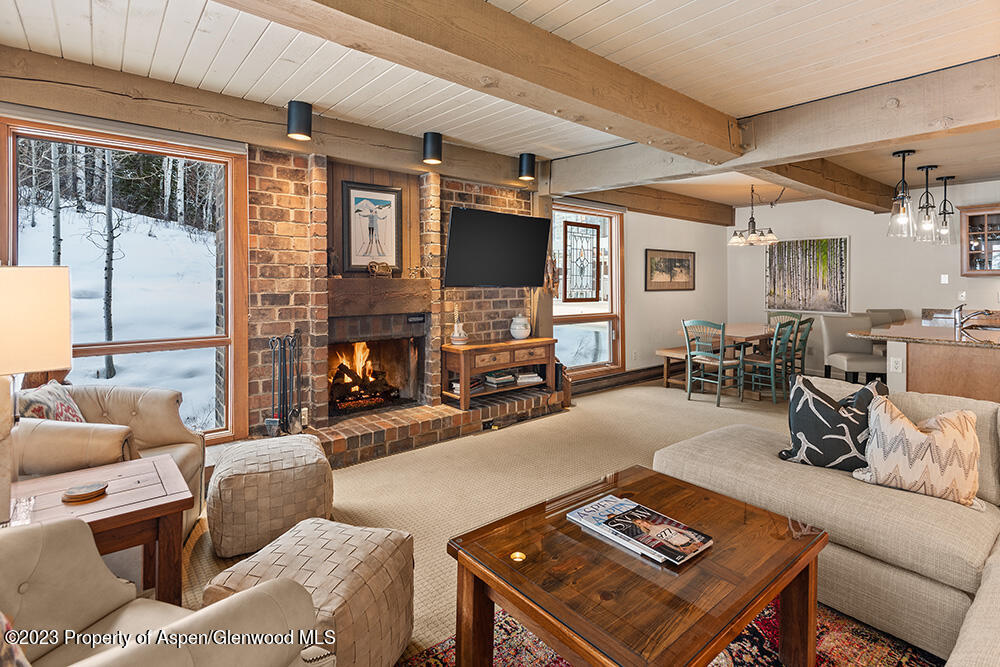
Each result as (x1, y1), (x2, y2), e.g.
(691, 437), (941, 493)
(207, 434), (333, 557)
(203, 518), (414, 667)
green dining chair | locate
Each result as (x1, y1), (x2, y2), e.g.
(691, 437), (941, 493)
(682, 320), (747, 407)
(768, 311), (800, 374)
(791, 317), (815, 376)
(743, 319), (796, 403)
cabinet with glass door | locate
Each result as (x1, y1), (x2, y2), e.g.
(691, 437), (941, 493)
(961, 204), (1000, 276)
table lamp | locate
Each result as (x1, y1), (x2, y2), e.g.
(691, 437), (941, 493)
(0, 266), (72, 524)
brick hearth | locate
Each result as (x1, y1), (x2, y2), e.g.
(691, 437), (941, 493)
(307, 388), (563, 468)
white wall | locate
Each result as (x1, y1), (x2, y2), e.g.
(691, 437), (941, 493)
(726, 179), (1000, 370)
(625, 211), (728, 370)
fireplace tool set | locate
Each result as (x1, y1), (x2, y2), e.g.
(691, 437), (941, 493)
(268, 331), (302, 436)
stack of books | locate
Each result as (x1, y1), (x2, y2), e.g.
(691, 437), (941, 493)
(566, 495), (712, 565)
(517, 371), (543, 385)
(451, 377), (484, 394)
(484, 370), (516, 387)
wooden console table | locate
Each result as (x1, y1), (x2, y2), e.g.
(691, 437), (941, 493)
(442, 337), (557, 410)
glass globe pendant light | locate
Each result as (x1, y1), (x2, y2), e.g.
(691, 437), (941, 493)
(887, 150), (916, 238)
(935, 175), (956, 245)
(914, 165), (938, 243)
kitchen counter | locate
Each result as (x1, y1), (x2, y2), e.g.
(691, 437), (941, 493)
(847, 318), (1000, 402)
(848, 319), (1000, 349)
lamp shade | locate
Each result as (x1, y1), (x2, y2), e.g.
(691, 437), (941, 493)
(286, 101), (312, 141)
(0, 266), (72, 375)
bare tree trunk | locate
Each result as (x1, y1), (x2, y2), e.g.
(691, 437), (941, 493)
(72, 144), (85, 212)
(175, 159), (185, 225)
(29, 142), (38, 227)
(162, 156), (173, 221)
(51, 143), (62, 264)
(103, 149), (116, 379)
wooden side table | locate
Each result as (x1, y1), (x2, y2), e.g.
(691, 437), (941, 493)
(9, 455), (193, 605)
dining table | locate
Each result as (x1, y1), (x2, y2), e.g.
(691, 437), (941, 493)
(671, 322), (777, 401)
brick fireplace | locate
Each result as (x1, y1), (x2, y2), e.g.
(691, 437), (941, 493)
(245, 149), (562, 467)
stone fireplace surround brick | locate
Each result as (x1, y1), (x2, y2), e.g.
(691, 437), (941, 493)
(246, 147), (560, 465)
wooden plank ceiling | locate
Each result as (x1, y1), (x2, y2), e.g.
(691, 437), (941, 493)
(0, 0), (625, 159)
(488, 0), (1000, 117)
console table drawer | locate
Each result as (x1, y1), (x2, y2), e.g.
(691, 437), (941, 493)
(513, 347), (546, 362)
(475, 351), (512, 368)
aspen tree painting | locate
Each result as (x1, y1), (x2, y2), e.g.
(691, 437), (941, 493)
(765, 237), (849, 313)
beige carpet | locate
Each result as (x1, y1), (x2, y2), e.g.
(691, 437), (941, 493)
(181, 381), (788, 657)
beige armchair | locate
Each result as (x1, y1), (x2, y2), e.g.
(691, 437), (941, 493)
(11, 385), (205, 537)
(0, 518), (331, 667)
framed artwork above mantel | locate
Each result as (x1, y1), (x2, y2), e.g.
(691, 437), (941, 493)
(341, 181), (404, 275)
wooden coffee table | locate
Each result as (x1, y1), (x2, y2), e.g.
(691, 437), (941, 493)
(447, 465), (827, 666)
(10, 455), (193, 605)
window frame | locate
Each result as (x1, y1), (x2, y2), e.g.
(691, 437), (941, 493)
(1, 117), (248, 443)
(552, 201), (625, 380)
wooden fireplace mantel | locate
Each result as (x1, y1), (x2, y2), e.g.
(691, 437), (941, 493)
(329, 277), (432, 317)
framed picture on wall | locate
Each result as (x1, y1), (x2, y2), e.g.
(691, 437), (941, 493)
(765, 236), (849, 313)
(341, 181), (403, 274)
(645, 249), (695, 291)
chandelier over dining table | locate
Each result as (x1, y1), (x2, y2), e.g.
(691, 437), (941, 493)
(728, 185), (779, 247)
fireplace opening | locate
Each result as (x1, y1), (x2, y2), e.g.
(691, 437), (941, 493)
(329, 337), (423, 417)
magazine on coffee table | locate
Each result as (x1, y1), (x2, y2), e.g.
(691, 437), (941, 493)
(566, 494), (712, 565)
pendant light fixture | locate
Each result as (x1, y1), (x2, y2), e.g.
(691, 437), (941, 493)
(518, 153), (536, 181)
(936, 175), (956, 245)
(914, 165), (938, 243)
(887, 150), (916, 238)
(728, 185), (778, 247)
(286, 101), (312, 141)
(422, 132), (443, 165)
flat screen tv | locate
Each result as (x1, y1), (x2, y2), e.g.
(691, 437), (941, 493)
(443, 207), (550, 287)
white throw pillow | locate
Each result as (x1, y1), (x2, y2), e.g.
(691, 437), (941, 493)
(853, 395), (981, 508)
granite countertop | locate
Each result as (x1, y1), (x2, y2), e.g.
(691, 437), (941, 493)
(848, 319), (1000, 349)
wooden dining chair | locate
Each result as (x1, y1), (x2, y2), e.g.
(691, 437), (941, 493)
(682, 320), (746, 407)
(743, 319), (796, 403)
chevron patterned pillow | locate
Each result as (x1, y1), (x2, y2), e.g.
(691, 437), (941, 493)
(853, 395), (981, 507)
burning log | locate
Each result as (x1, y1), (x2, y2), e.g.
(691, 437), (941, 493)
(337, 362), (366, 387)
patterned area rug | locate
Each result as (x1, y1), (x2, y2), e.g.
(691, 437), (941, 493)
(398, 601), (944, 667)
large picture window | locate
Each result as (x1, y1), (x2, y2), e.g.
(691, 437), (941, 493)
(1, 118), (247, 441)
(552, 202), (624, 378)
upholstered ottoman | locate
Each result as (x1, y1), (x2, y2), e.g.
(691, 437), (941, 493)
(207, 434), (333, 557)
(203, 518), (414, 667)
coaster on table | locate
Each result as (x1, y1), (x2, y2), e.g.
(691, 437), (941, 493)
(62, 481), (109, 504)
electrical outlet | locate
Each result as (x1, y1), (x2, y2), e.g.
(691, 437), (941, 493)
(959, 291), (967, 301)
(996, 290), (1000, 304)
(940, 274), (949, 285)
(632, 351), (638, 361)
(889, 357), (903, 373)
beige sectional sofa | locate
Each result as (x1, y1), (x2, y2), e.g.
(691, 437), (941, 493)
(652, 377), (1000, 663)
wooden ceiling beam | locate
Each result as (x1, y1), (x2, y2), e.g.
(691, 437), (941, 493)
(213, 0), (743, 164)
(746, 159), (895, 213)
(574, 187), (734, 227)
(0, 45), (528, 188)
(547, 57), (1000, 195)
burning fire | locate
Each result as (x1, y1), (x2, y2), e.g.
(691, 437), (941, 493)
(331, 342), (375, 392)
